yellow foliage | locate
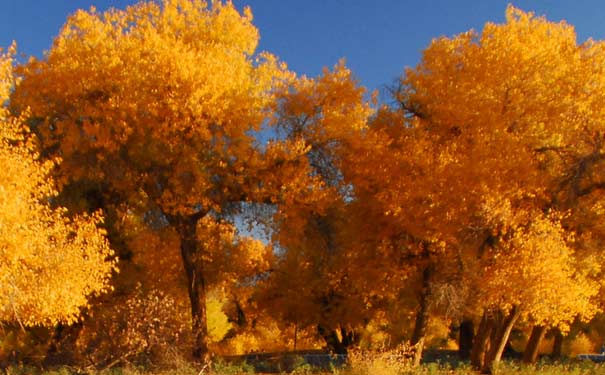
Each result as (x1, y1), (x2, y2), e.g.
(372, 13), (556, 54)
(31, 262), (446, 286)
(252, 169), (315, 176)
(478, 202), (598, 331)
(218, 319), (286, 355)
(206, 294), (232, 343)
(0, 47), (116, 327)
(425, 318), (454, 349)
(358, 312), (392, 350)
(7, 1), (605, 361)
(13, 0), (291, 216)
(347, 345), (414, 375)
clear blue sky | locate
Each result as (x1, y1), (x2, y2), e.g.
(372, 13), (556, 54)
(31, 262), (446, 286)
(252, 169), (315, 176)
(2, 1), (605, 92)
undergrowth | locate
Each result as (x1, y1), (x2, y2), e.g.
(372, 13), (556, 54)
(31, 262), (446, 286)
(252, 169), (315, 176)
(1, 357), (603, 375)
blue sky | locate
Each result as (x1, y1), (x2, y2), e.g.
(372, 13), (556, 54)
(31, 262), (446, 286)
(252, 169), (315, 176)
(2, 1), (605, 92)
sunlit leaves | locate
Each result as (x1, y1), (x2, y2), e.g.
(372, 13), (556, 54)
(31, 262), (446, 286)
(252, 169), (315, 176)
(0, 48), (116, 327)
(13, 0), (290, 216)
(397, 5), (605, 328)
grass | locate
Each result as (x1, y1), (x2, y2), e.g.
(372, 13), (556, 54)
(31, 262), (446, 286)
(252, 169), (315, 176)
(1, 347), (603, 375)
(0, 360), (603, 375)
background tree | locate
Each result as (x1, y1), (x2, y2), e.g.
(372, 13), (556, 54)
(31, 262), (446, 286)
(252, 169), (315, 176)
(258, 63), (377, 354)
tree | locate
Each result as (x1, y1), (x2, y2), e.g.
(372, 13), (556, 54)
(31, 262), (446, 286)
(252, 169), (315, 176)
(347, 5), (605, 369)
(13, 0), (315, 360)
(0, 46), (116, 328)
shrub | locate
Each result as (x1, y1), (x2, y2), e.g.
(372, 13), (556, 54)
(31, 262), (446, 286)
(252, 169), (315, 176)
(346, 344), (414, 375)
(74, 285), (188, 369)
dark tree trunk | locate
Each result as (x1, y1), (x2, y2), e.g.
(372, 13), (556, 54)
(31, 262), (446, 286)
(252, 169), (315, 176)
(458, 319), (474, 360)
(551, 329), (563, 359)
(471, 312), (495, 371)
(177, 214), (209, 362)
(523, 325), (547, 364)
(411, 265), (434, 366)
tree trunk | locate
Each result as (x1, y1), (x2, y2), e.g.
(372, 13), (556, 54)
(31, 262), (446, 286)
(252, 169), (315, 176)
(471, 312), (495, 371)
(484, 307), (520, 373)
(411, 265), (433, 366)
(293, 324), (298, 351)
(523, 325), (547, 364)
(177, 214), (209, 362)
(458, 319), (474, 360)
(551, 329), (563, 359)
(45, 323), (66, 366)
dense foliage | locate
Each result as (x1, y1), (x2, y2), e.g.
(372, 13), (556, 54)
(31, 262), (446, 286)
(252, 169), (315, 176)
(0, 46), (115, 328)
(2, 2), (605, 373)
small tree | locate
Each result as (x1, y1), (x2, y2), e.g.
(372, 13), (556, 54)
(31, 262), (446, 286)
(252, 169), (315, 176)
(0, 46), (116, 327)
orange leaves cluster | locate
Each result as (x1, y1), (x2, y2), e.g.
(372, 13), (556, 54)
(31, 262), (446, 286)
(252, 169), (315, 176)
(258, 64), (382, 338)
(196, 216), (273, 288)
(275, 61), (372, 136)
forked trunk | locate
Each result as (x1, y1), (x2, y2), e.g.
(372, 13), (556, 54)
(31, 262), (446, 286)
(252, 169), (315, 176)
(411, 265), (433, 366)
(486, 306), (520, 370)
(471, 312), (495, 371)
(523, 325), (547, 364)
(177, 214), (209, 362)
